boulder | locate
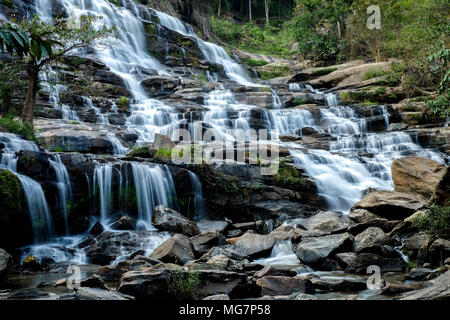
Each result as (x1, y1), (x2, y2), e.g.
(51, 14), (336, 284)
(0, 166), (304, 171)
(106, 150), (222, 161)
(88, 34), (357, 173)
(152, 133), (175, 151)
(290, 211), (350, 235)
(407, 268), (435, 281)
(295, 233), (354, 265)
(70, 288), (133, 300)
(401, 270), (450, 300)
(310, 276), (367, 292)
(255, 276), (314, 296)
(403, 232), (431, 264)
(196, 220), (229, 233)
(381, 283), (425, 296)
(190, 230), (224, 255)
(431, 167), (450, 206)
(152, 205), (200, 237)
(22, 255), (41, 271)
(89, 222), (104, 236)
(353, 227), (390, 253)
(0, 248), (12, 280)
(109, 216), (135, 231)
(353, 191), (426, 220)
(232, 233), (277, 258)
(253, 266), (297, 278)
(392, 156), (447, 201)
(150, 234), (195, 265)
(346, 253), (407, 273)
(428, 238), (450, 267)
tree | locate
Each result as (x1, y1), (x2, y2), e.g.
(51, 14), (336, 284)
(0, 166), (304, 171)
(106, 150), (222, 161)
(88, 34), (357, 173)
(264, 0), (272, 23)
(0, 15), (116, 124)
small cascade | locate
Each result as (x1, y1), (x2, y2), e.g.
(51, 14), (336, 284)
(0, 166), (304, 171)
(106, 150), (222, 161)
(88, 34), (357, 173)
(83, 97), (109, 125)
(325, 93), (339, 107)
(320, 106), (366, 136)
(187, 171), (206, 221)
(271, 89), (284, 109)
(49, 154), (72, 234)
(106, 133), (128, 156)
(270, 108), (320, 136)
(94, 163), (114, 224)
(254, 240), (300, 266)
(154, 10), (254, 86)
(131, 163), (177, 229)
(288, 83), (302, 92)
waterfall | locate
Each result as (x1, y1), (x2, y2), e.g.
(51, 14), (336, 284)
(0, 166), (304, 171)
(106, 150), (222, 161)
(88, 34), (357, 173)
(288, 83), (302, 92)
(153, 10), (254, 86)
(325, 93), (339, 107)
(94, 163), (114, 224)
(254, 240), (300, 266)
(0, 133), (55, 243)
(83, 97), (109, 125)
(187, 171), (206, 221)
(49, 154), (72, 234)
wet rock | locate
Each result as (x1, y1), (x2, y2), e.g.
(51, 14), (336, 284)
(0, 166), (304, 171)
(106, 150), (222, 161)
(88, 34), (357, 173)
(253, 266), (297, 278)
(152, 205), (200, 237)
(295, 233), (354, 265)
(269, 225), (302, 242)
(346, 253), (407, 273)
(392, 156), (447, 201)
(196, 220), (229, 233)
(255, 276), (314, 296)
(353, 191), (426, 220)
(404, 232), (431, 264)
(109, 216), (135, 231)
(353, 227), (390, 253)
(190, 230), (224, 255)
(150, 234), (195, 265)
(407, 268), (434, 281)
(199, 247), (248, 262)
(203, 294), (230, 300)
(335, 252), (357, 269)
(89, 222), (104, 236)
(152, 133), (176, 151)
(310, 276), (367, 292)
(401, 270), (450, 300)
(232, 233), (277, 259)
(97, 257), (161, 282)
(0, 249), (12, 280)
(80, 275), (109, 291)
(381, 283), (425, 295)
(64, 287), (133, 300)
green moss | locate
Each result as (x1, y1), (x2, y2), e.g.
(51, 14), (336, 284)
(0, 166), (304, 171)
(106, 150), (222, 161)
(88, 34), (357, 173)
(168, 271), (203, 300)
(118, 96), (129, 110)
(258, 65), (291, 80)
(147, 24), (156, 35)
(0, 170), (23, 216)
(292, 97), (308, 106)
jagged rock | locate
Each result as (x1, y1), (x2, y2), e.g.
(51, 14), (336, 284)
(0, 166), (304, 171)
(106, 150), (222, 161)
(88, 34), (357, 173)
(353, 227), (390, 253)
(80, 275), (109, 291)
(310, 276), (367, 292)
(347, 209), (400, 234)
(97, 257), (161, 282)
(89, 222), (104, 236)
(253, 266), (297, 278)
(255, 276), (314, 296)
(150, 234), (195, 265)
(152, 205), (200, 237)
(199, 247), (248, 262)
(335, 252), (357, 269)
(353, 191), (426, 220)
(231, 233), (277, 258)
(0, 249), (12, 280)
(407, 268), (435, 281)
(196, 220), (229, 233)
(295, 233), (354, 265)
(392, 156), (447, 201)
(401, 270), (450, 300)
(431, 167), (450, 205)
(268, 225), (302, 242)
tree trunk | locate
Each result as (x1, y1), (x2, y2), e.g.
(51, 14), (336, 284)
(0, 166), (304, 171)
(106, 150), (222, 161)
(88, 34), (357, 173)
(22, 64), (39, 124)
(249, 0), (252, 21)
(265, 0), (270, 24)
(218, 0), (221, 17)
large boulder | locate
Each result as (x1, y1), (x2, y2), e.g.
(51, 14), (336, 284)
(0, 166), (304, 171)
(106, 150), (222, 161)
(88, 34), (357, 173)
(231, 233), (276, 259)
(353, 191), (426, 220)
(152, 133), (176, 151)
(431, 167), (450, 206)
(152, 205), (200, 237)
(295, 233), (354, 265)
(428, 238), (450, 267)
(353, 227), (390, 253)
(255, 276), (314, 296)
(392, 156), (447, 201)
(403, 232), (432, 264)
(346, 253), (407, 273)
(401, 270), (450, 300)
(150, 234), (195, 265)
(190, 230), (224, 255)
(0, 248), (12, 280)
(288, 211), (350, 236)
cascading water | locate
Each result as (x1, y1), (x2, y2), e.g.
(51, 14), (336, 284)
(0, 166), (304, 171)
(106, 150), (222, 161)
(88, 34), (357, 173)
(94, 163), (114, 224)
(49, 154), (72, 234)
(0, 133), (55, 243)
(187, 171), (206, 221)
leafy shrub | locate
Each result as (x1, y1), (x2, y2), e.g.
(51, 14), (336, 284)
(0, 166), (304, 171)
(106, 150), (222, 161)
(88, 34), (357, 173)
(118, 96), (129, 110)
(0, 115), (37, 142)
(128, 146), (150, 158)
(168, 271), (203, 300)
(242, 58), (269, 67)
(413, 205), (450, 240)
(363, 68), (390, 81)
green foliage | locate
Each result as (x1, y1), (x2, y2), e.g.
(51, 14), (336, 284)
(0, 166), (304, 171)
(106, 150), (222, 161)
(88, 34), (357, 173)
(128, 145), (150, 158)
(413, 205), (450, 240)
(258, 65), (291, 80)
(242, 58), (269, 67)
(210, 16), (294, 58)
(426, 49), (450, 120)
(0, 60), (27, 116)
(292, 97), (308, 106)
(118, 96), (129, 110)
(273, 159), (306, 190)
(0, 169), (23, 217)
(168, 271), (203, 300)
(310, 67), (338, 76)
(0, 115), (37, 142)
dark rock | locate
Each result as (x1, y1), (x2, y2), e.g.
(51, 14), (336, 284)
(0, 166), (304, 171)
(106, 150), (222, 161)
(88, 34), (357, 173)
(152, 205), (200, 237)
(89, 222), (104, 236)
(0, 248), (12, 280)
(255, 276), (314, 296)
(401, 270), (450, 300)
(347, 253), (407, 273)
(109, 216), (135, 231)
(151, 234), (195, 265)
(353, 227), (390, 253)
(428, 238), (450, 267)
(190, 230), (224, 255)
(232, 233), (276, 259)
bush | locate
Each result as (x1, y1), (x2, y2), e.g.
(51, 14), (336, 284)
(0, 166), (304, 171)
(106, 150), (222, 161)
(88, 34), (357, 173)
(118, 96), (129, 110)
(362, 68), (390, 81)
(127, 145), (150, 158)
(413, 205), (450, 240)
(242, 58), (269, 67)
(0, 115), (37, 142)
(168, 271), (203, 300)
